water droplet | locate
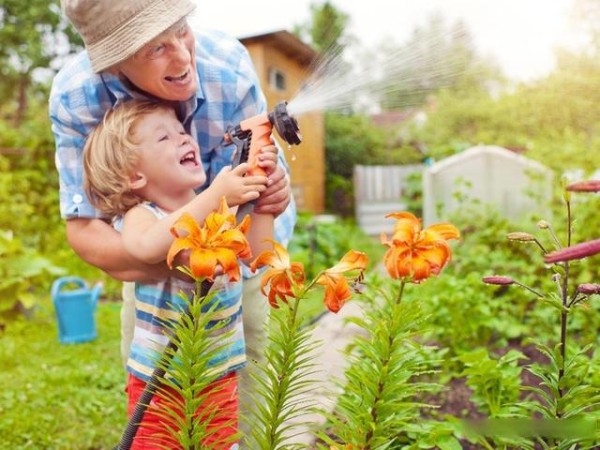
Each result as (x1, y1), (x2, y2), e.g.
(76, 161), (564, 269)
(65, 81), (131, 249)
(291, 154), (297, 161)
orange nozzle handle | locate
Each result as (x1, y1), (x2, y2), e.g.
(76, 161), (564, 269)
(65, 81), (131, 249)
(239, 112), (271, 177)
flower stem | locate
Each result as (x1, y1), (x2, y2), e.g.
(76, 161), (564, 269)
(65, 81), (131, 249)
(513, 281), (544, 298)
(396, 280), (406, 305)
(556, 199), (572, 416)
(364, 281), (406, 449)
(263, 295), (302, 449)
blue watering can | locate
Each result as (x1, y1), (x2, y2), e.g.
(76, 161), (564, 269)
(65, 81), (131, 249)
(51, 276), (102, 344)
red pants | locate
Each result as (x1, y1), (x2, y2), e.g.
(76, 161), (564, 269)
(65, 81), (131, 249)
(126, 372), (239, 450)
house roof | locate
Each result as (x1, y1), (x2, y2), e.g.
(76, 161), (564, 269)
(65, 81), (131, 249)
(370, 110), (414, 127)
(239, 30), (318, 66)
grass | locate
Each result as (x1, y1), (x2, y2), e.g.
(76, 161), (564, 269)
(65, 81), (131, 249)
(0, 299), (125, 450)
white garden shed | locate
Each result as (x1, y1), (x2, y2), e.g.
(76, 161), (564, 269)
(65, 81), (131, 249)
(423, 145), (553, 225)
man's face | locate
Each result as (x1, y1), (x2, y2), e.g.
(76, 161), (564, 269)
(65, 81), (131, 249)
(116, 20), (198, 102)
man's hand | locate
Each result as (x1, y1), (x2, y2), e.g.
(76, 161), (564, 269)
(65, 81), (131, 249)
(253, 163), (290, 216)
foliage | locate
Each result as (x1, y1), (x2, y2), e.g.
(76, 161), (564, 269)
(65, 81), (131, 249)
(0, 0), (82, 124)
(0, 230), (64, 326)
(322, 112), (424, 215)
(472, 185), (600, 448)
(0, 104), (63, 249)
(293, 1), (350, 54)
(319, 283), (447, 449)
(324, 112), (386, 179)
(141, 284), (238, 449)
(289, 213), (384, 280)
(376, 14), (502, 110)
(246, 245), (367, 449)
(458, 348), (525, 418)
(409, 52), (600, 174)
(245, 294), (319, 450)
(0, 98), (114, 323)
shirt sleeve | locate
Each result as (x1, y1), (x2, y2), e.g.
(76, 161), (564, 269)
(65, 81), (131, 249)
(49, 59), (108, 220)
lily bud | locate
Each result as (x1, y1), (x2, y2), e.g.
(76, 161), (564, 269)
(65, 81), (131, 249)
(507, 232), (536, 242)
(544, 239), (600, 263)
(537, 220), (550, 230)
(482, 275), (515, 285)
(577, 284), (600, 295)
(567, 180), (600, 193)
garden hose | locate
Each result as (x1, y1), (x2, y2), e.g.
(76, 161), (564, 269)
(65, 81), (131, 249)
(114, 279), (213, 450)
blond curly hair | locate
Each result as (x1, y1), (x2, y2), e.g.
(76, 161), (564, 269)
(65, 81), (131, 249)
(83, 100), (177, 217)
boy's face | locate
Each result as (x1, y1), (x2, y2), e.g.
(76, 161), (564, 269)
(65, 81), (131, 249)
(132, 108), (205, 194)
(116, 20), (197, 102)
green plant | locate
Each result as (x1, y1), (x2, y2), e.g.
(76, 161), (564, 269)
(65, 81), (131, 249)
(0, 229), (64, 326)
(144, 284), (237, 449)
(477, 180), (600, 448)
(457, 348), (525, 418)
(319, 281), (445, 449)
(319, 211), (461, 449)
(247, 245), (367, 449)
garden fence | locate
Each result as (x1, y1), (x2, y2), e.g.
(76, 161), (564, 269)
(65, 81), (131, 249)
(353, 164), (423, 235)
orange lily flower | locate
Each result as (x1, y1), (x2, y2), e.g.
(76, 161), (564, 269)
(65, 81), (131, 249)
(316, 250), (368, 313)
(381, 212), (459, 283)
(250, 240), (305, 308)
(166, 198), (251, 282)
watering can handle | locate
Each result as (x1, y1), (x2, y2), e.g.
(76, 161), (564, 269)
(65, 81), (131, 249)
(90, 283), (103, 309)
(51, 276), (88, 301)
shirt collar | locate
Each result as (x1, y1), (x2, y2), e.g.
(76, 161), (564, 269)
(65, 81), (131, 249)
(98, 70), (204, 126)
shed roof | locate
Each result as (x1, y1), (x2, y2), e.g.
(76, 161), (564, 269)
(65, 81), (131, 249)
(239, 30), (318, 66)
(428, 145), (552, 175)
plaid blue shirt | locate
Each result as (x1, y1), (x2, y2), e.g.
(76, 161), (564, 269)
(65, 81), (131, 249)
(49, 28), (296, 250)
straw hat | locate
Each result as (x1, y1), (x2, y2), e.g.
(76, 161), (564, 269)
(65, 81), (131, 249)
(61, 0), (196, 73)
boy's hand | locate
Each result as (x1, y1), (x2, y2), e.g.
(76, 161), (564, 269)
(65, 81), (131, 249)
(213, 163), (268, 206)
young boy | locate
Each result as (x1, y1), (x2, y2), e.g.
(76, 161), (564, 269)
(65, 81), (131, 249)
(83, 100), (276, 449)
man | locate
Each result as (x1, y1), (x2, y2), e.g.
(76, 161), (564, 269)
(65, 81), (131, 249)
(49, 0), (295, 435)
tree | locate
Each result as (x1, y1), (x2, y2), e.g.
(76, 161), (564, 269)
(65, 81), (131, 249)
(374, 14), (502, 110)
(0, 0), (82, 125)
(293, 1), (351, 54)
(572, 0), (600, 53)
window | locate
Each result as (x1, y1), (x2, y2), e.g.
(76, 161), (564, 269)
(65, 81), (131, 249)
(269, 67), (286, 92)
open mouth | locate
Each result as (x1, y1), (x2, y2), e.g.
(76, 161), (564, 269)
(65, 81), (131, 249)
(179, 150), (198, 167)
(165, 70), (189, 83)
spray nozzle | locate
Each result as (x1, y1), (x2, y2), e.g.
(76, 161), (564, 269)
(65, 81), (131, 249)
(227, 101), (302, 173)
(269, 101), (302, 145)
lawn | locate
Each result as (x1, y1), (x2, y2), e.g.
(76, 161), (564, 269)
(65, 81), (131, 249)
(0, 299), (125, 450)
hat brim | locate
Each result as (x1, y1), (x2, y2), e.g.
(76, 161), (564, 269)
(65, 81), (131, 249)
(87, 0), (196, 73)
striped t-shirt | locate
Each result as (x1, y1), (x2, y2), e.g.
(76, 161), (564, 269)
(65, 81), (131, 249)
(124, 203), (246, 382)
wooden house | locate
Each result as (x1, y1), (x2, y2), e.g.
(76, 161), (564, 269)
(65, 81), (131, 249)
(240, 31), (325, 213)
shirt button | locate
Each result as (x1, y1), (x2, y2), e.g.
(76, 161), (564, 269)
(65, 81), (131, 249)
(73, 194), (83, 204)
